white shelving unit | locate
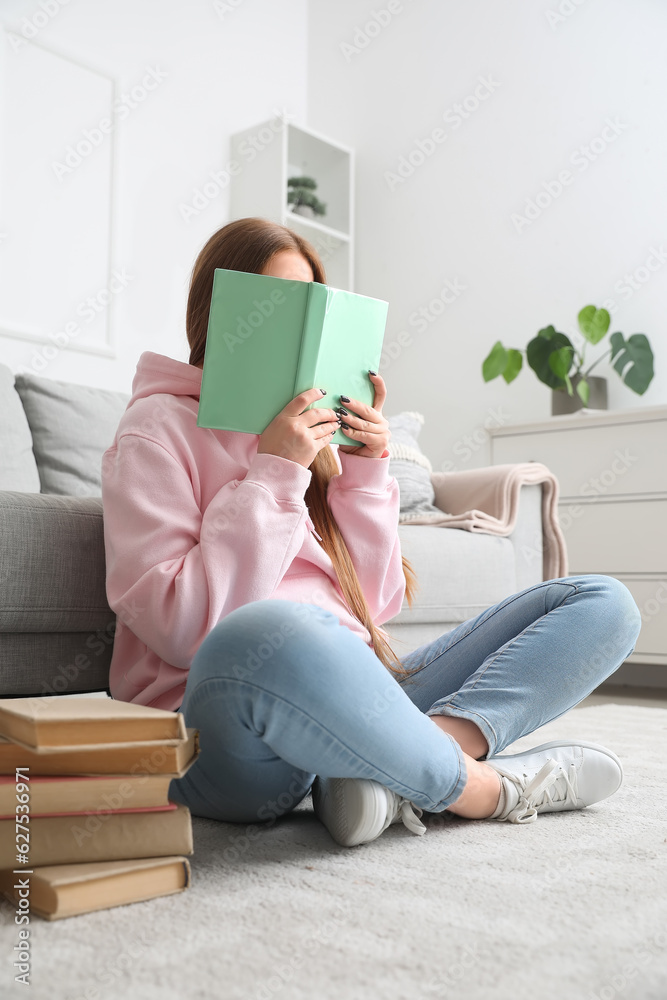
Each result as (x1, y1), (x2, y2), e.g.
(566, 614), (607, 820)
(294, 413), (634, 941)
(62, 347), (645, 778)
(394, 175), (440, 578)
(229, 117), (354, 290)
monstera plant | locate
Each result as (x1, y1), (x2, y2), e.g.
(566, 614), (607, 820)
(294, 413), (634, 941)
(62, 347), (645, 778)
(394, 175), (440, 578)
(482, 305), (654, 413)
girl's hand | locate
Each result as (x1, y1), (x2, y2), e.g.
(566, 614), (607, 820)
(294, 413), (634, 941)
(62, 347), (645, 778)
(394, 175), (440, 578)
(257, 387), (342, 469)
(336, 372), (390, 459)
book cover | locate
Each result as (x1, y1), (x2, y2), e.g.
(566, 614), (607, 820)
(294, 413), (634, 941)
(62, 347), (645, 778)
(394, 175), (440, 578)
(0, 696), (187, 750)
(0, 803), (178, 822)
(0, 856), (191, 920)
(0, 801), (193, 867)
(197, 268), (389, 444)
(0, 773), (176, 815)
(0, 728), (199, 776)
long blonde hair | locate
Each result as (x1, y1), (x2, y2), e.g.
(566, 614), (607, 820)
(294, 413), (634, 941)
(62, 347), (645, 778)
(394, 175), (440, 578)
(186, 217), (418, 676)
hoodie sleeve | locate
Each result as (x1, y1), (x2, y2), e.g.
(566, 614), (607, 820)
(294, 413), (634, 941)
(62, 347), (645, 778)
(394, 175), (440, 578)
(327, 449), (406, 625)
(102, 432), (312, 670)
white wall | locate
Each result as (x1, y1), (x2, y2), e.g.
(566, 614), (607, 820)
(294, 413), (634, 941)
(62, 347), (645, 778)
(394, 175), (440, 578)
(307, 0), (667, 472)
(3, 0), (665, 458)
(0, 0), (308, 393)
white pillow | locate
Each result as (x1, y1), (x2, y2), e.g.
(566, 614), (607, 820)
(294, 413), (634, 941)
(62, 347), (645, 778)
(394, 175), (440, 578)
(387, 411), (442, 521)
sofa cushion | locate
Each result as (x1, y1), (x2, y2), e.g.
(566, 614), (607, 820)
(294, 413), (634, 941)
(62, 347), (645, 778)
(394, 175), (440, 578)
(13, 372), (129, 496)
(0, 493), (111, 633)
(0, 364), (41, 492)
(0, 633), (112, 697)
(390, 523), (516, 625)
(387, 411), (442, 521)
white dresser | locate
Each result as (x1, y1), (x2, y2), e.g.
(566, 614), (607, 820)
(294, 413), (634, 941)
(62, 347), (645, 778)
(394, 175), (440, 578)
(488, 405), (667, 688)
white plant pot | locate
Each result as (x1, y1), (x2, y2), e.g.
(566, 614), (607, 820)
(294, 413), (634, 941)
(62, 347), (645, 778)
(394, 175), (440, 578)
(291, 204), (315, 219)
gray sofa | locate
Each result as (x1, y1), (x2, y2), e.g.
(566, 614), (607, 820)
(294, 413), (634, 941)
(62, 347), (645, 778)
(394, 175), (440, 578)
(0, 363), (543, 697)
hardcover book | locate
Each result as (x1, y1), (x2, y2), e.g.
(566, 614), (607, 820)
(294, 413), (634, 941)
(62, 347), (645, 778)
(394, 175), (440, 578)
(197, 268), (389, 444)
(0, 729), (199, 776)
(0, 856), (191, 920)
(0, 772), (176, 815)
(0, 696), (187, 751)
(0, 801), (193, 867)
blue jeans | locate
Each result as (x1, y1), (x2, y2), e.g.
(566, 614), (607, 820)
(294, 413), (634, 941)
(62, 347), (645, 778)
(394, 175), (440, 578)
(168, 574), (641, 823)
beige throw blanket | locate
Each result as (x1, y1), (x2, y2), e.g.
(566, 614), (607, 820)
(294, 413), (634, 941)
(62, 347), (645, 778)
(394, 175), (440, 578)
(403, 463), (568, 581)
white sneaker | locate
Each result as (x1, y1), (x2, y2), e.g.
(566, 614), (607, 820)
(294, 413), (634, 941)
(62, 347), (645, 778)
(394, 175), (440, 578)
(485, 740), (624, 825)
(311, 776), (427, 847)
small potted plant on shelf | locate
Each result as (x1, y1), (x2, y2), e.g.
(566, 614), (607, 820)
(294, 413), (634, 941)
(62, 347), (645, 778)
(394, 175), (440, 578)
(287, 176), (327, 219)
(482, 305), (655, 414)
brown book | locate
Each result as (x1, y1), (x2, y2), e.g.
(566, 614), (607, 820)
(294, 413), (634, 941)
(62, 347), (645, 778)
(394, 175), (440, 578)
(0, 856), (191, 920)
(0, 772), (179, 816)
(0, 728), (199, 776)
(0, 801), (193, 867)
(0, 697), (187, 750)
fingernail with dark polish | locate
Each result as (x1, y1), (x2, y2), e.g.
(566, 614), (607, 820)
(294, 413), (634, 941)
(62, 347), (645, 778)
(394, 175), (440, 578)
(340, 395), (350, 403)
(319, 388), (327, 395)
(341, 422), (350, 430)
(334, 406), (349, 416)
(368, 370), (377, 376)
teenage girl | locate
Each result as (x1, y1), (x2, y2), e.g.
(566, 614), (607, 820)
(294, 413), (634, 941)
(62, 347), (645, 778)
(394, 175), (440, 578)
(101, 217), (642, 846)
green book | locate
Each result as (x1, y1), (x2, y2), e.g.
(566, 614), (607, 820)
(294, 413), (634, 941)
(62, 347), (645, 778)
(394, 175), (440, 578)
(196, 269), (389, 445)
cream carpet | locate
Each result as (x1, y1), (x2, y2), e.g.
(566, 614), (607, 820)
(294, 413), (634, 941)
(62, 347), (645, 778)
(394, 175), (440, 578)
(2, 703), (666, 1000)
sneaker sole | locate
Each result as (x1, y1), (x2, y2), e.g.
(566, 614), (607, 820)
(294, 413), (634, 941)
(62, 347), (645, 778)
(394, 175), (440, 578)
(490, 739), (623, 796)
(312, 778), (388, 847)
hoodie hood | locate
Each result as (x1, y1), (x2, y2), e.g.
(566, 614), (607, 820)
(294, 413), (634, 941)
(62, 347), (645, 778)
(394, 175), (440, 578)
(128, 351), (202, 406)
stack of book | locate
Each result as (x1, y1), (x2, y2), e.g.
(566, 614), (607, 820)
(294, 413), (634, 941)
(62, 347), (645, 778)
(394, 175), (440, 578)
(0, 696), (198, 920)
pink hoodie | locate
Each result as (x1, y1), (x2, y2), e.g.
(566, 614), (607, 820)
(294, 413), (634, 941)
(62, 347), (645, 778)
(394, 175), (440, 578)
(101, 351), (406, 710)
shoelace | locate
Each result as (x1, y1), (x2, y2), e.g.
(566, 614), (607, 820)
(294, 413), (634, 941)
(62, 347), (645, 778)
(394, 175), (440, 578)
(384, 793), (427, 836)
(503, 758), (579, 824)
(400, 799), (427, 835)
